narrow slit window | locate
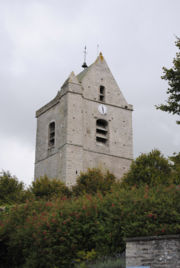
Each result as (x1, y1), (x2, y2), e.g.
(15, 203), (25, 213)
(99, 85), (105, 102)
(48, 122), (55, 148)
(96, 119), (108, 145)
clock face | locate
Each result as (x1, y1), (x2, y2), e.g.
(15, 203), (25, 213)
(98, 104), (107, 115)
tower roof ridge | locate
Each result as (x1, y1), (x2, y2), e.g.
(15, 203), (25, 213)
(76, 64), (91, 82)
(76, 52), (105, 83)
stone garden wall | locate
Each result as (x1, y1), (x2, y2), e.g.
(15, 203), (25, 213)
(126, 234), (180, 268)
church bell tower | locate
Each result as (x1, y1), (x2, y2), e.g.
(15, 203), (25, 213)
(35, 52), (133, 186)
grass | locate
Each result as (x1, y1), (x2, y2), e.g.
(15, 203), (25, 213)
(89, 258), (125, 268)
(76, 255), (125, 268)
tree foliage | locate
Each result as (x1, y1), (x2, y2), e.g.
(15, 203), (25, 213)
(121, 150), (172, 187)
(0, 171), (26, 205)
(30, 175), (71, 200)
(72, 168), (116, 196)
(169, 152), (180, 184)
(156, 37), (180, 124)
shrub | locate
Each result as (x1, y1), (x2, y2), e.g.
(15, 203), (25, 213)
(169, 152), (180, 184)
(121, 150), (172, 187)
(0, 182), (179, 267)
(30, 175), (71, 200)
(72, 168), (116, 196)
(0, 171), (27, 205)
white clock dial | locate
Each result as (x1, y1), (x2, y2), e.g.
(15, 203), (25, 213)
(98, 104), (107, 115)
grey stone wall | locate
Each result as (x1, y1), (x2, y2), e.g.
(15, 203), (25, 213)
(126, 235), (180, 268)
(83, 150), (131, 180)
(34, 93), (68, 182)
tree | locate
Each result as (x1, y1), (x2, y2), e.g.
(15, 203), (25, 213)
(0, 171), (26, 205)
(30, 176), (71, 200)
(156, 37), (180, 124)
(169, 152), (180, 184)
(72, 168), (116, 196)
(121, 150), (172, 187)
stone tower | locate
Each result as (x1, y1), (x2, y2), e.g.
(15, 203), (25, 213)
(35, 53), (133, 186)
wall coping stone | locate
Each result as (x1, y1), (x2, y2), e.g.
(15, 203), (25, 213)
(126, 234), (180, 242)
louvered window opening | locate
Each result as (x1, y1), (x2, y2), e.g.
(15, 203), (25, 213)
(99, 85), (105, 102)
(49, 122), (55, 147)
(96, 119), (108, 145)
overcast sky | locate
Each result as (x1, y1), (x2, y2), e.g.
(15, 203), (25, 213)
(0, 0), (180, 186)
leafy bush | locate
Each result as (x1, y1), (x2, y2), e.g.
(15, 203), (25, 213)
(30, 175), (71, 200)
(121, 150), (172, 187)
(118, 184), (180, 238)
(0, 182), (179, 267)
(0, 171), (28, 205)
(169, 152), (180, 184)
(72, 168), (116, 196)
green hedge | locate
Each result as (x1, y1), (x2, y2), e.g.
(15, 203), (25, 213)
(0, 184), (180, 267)
(72, 168), (116, 196)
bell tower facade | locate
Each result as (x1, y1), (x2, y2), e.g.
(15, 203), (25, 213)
(35, 53), (133, 186)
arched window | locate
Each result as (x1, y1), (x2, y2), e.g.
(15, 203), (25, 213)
(99, 85), (105, 102)
(48, 122), (55, 147)
(96, 119), (108, 145)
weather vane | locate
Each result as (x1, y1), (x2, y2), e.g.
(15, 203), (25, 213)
(82, 46), (88, 68)
(97, 44), (99, 56)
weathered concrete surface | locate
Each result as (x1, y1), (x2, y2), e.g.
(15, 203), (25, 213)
(126, 235), (180, 268)
(35, 53), (133, 186)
